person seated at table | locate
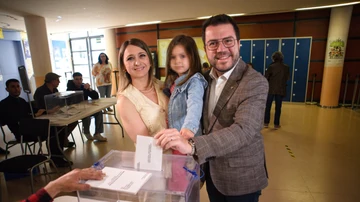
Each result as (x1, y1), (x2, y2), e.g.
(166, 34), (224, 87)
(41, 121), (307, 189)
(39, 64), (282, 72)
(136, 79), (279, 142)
(66, 72), (107, 142)
(22, 168), (105, 202)
(0, 79), (71, 167)
(34, 73), (78, 166)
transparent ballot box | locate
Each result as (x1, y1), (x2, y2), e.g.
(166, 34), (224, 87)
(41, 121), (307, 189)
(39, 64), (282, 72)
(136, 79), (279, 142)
(78, 150), (200, 202)
(44, 91), (85, 118)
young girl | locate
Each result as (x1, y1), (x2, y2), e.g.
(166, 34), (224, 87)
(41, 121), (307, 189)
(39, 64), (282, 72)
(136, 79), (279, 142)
(164, 34), (207, 141)
(164, 35), (207, 193)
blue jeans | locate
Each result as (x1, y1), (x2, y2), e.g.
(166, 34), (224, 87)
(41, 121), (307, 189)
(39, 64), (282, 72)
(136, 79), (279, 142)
(264, 94), (283, 126)
(82, 112), (103, 134)
(97, 85), (112, 98)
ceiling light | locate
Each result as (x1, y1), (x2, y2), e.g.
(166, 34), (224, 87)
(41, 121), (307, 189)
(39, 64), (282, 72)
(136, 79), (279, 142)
(55, 16), (62, 22)
(295, 1), (360, 11)
(228, 13), (245, 17)
(197, 16), (212, 19)
(125, 21), (161, 26)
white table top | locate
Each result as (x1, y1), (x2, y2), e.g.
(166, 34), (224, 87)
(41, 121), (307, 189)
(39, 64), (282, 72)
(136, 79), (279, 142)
(36, 98), (117, 127)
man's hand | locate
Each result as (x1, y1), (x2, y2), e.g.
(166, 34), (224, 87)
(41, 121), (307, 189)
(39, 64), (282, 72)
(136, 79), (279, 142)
(44, 168), (105, 198)
(154, 128), (192, 155)
(84, 83), (91, 90)
(34, 109), (46, 117)
(180, 128), (194, 140)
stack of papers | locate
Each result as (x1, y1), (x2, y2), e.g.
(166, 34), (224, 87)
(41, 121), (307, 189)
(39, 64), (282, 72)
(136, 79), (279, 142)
(86, 167), (152, 195)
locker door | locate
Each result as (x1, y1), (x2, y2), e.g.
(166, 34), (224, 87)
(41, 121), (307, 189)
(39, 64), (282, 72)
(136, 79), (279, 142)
(251, 40), (265, 74)
(265, 39), (280, 71)
(280, 38), (295, 102)
(292, 38), (311, 102)
(240, 40), (251, 64)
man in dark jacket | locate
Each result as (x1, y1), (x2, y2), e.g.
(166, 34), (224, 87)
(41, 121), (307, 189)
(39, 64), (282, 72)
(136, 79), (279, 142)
(264, 51), (290, 129)
(67, 72), (107, 141)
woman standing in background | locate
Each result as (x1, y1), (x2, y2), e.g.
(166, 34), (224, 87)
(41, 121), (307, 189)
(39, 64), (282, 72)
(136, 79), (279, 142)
(92, 52), (113, 112)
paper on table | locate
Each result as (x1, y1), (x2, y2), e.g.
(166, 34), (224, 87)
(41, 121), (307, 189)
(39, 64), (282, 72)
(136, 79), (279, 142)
(135, 135), (163, 171)
(86, 167), (152, 195)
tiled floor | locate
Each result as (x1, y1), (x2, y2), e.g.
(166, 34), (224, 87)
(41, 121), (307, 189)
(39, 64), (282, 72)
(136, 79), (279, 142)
(1, 104), (360, 201)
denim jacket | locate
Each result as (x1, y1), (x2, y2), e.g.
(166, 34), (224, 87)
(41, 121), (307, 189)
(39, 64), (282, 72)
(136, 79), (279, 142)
(168, 72), (208, 137)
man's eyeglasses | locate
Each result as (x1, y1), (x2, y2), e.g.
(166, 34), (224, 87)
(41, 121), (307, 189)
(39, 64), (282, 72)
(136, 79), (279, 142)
(205, 37), (237, 50)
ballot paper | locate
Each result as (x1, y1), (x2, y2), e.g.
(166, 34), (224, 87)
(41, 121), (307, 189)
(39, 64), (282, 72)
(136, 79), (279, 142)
(135, 135), (163, 171)
(86, 167), (152, 195)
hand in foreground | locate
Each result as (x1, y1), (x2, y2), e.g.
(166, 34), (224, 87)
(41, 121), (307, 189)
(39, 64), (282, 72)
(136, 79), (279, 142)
(44, 168), (105, 198)
(154, 128), (192, 155)
(180, 128), (194, 140)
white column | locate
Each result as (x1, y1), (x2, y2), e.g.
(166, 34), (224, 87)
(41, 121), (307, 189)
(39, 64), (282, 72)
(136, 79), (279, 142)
(104, 28), (118, 95)
(320, 6), (353, 107)
(24, 15), (52, 87)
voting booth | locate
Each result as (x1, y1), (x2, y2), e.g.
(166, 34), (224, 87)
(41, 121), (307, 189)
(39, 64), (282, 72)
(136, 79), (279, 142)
(77, 150), (200, 202)
(44, 91), (85, 117)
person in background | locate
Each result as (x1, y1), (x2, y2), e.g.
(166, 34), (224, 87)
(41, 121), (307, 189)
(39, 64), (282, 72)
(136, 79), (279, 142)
(264, 51), (290, 129)
(66, 72), (107, 141)
(92, 52), (113, 112)
(155, 14), (269, 202)
(34, 73), (77, 167)
(247, 62), (254, 68)
(0, 79), (45, 155)
(22, 168), (105, 202)
(202, 62), (211, 73)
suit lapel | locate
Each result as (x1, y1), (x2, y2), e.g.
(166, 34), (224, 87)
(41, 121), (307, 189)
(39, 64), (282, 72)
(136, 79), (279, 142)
(207, 60), (248, 132)
(203, 72), (212, 135)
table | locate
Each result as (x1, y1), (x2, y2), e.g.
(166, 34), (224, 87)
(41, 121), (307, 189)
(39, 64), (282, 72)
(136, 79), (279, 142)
(36, 98), (124, 169)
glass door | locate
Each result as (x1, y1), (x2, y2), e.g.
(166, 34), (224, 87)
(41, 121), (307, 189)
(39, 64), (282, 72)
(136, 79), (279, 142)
(69, 32), (105, 89)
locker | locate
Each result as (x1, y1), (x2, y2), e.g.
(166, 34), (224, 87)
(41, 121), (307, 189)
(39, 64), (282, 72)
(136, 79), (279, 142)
(251, 40), (265, 74)
(265, 39), (280, 72)
(292, 38), (311, 102)
(280, 38), (295, 102)
(240, 40), (251, 64)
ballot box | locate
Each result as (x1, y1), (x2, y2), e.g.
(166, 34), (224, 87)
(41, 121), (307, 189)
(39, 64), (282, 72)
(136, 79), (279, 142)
(44, 91), (85, 117)
(77, 150), (200, 202)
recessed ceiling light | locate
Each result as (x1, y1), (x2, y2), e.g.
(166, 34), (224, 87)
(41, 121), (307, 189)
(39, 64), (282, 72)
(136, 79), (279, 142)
(197, 16), (212, 19)
(228, 13), (245, 17)
(125, 21), (161, 26)
(55, 16), (62, 22)
(296, 1), (360, 11)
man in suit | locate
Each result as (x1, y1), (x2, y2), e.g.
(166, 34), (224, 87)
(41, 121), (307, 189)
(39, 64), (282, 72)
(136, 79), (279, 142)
(155, 14), (268, 202)
(66, 72), (107, 141)
(264, 51), (290, 129)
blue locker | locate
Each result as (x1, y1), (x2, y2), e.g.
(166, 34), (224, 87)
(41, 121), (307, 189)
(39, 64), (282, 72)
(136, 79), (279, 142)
(292, 38), (311, 102)
(240, 40), (251, 64)
(265, 39), (280, 71)
(251, 40), (265, 74)
(280, 38), (295, 102)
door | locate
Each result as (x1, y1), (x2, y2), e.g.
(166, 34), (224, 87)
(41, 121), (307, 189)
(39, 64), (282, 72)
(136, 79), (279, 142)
(240, 40), (251, 64)
(251, 40), (265, 75)
(265, 39), (280, 71)
(280, 38), (296, 102)
(292, 38), (311, 102)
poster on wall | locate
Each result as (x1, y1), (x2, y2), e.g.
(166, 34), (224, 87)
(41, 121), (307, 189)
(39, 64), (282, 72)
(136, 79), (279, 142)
(52, 40), (69, 70)
(157, 37), (208, 68)
(326, 38), (346, 66)
(21, 32), (34, 79)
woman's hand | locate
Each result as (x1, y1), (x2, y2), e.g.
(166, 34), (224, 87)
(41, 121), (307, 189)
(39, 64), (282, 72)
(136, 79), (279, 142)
(44, 168), (105, 198)
(180, 128), (194, 140)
